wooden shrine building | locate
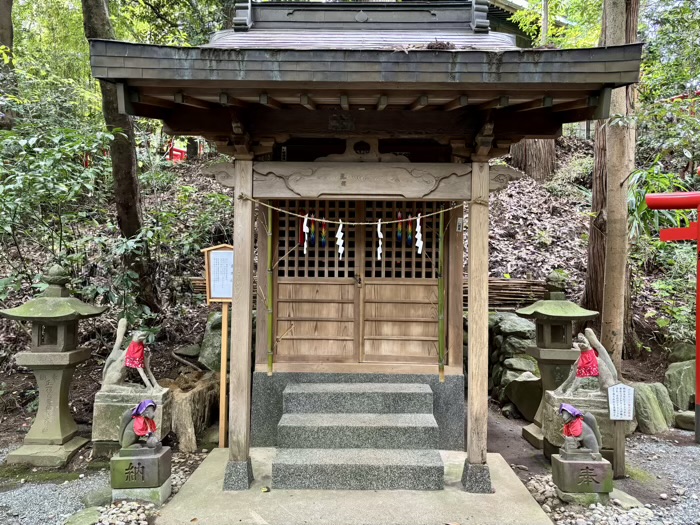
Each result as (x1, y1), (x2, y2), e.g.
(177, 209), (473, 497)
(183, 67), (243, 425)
(89, 0), (642, 491)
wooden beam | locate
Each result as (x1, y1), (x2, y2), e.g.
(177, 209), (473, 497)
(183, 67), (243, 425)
(300, 94), (316, 111)
(478, 96), (509, 110)
(116, 83), (135, 115)
(551, 96), (598, 113)
(507, 96), (553, 113)
(467, 161), (489, 466)
(174, 92), (215, 110)
(473, 122), (495, 160)
(340, 95), (350, 111)
(259, 93), (282, 110)
(229, 160), (255, 476)
(219, 93), (249, 108)
(444, 95), (469, 112)
(448, 205), (464, 368)
(376, 95), (388, 112)
(409, 95), (429, 111)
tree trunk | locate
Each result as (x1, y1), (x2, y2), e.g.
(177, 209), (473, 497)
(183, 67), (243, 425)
(222, 0), (236, 29)
(81, 0), (160, 312)
(581, 121), (607, 320)
(600, 0), (638, 372)
(509, 139), (556, 182)
(0, 0), (14, 130)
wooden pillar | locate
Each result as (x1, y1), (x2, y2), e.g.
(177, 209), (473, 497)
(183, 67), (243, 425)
(467, 162), (489, 465)
(229, 159), (254, 463)
(448, 206), (464, 368)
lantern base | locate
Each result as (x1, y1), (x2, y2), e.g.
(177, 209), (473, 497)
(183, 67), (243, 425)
(6, 436), (89, 468)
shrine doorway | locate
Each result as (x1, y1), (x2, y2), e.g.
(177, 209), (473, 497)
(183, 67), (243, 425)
(273, 199), (447, 365)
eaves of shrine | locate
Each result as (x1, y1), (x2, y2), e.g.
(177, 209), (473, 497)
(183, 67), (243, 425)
(88, 0), (643, 160)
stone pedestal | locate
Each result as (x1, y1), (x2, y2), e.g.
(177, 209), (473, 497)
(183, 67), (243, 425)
(522, 346), (579, 449)
(542, 389), (636, 452)
(552, 453), (613, 494)
(93, 389), (172, 455)
(461, 462), (493, 493)
(223, 458), (254, 491)
(111, 445), (172, 505)
(6, 348), (91, 467)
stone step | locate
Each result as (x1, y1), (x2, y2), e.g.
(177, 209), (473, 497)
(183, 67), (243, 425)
(277, 413), (439, 449)
(272, 448), (444, 490)
(283, 383), (434, 414)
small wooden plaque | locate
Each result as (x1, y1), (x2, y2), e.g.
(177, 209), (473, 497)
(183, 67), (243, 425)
(201, 244), (234, 304)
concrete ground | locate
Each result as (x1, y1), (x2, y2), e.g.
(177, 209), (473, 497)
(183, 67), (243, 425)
(156, 448), (552, 525)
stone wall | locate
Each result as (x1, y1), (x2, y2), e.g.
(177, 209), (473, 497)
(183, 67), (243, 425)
(464, 311), (541, 421)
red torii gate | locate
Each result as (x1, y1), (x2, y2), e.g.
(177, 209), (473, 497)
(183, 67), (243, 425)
(646, 192), (700, 442)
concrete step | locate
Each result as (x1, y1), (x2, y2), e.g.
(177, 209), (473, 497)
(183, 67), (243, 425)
(272, 448), (444, 490)
(277, 413), (439, 449)
(283, 383), (433, 414)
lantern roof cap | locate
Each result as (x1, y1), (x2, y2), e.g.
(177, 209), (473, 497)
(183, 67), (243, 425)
(516, 300), (598, 321)
(0, 265), (108, 322)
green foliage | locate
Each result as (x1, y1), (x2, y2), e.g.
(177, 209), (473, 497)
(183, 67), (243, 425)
(510, 0), (602, 48)
(544, 154), (593, 199)
(639, 0), (700, 102)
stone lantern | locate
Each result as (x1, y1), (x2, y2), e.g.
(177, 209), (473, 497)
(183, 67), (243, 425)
(515, 272), (598, 450)
(0, 265), (107, 466)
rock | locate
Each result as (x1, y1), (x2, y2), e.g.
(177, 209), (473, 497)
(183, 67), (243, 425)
(555, 488), (609, 506)
(493, 335), (503, 349)
(664, 360), (696, 410)
(660, 493), (668, 500)
(65, 507), (101, 525)
(504, 371), (542, 422)
(491, 363), (504, 386)
(609, 488), (643, 509)
(199, 424), (220, 448)
(500, 369), (523, 390)
(498, 316), (536, 339)
(501, 336), (533, 358)
(503, 356), (538, 374)
(169, 372), (219, 453)
(198, 312), (228, 372)
(174, 344), (201, 358)
(675, 410), (695, 431)
(631, 382), (675, 435)
(80, 486), (112, 507)
(668, 342), (696, 363)
(501, 403), (522, 419)
(488, 312), (509, 332)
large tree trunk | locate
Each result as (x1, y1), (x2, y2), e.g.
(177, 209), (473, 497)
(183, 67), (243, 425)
(0, 0), (14, 130)
(81, 0), (160, 312)
(510, 139), (556, 182)
(600, 0), (638, 371)
(581, 121), (607, 320)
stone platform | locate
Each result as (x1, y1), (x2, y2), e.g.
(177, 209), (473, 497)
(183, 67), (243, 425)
(92, 389), (172, 454)
(156, 448), (552, 525)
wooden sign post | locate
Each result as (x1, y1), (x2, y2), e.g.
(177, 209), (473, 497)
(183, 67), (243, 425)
(608, 382), (634, 479)
(201, 244), (234, 448)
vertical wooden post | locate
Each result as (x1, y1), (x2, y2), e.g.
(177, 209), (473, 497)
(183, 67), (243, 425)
(613, 420), (625, 479)
(467, 162), (489, 465)
(219, 303), (229, 448)
(448, 206), (464, 369)
(229, 159), (254, 464)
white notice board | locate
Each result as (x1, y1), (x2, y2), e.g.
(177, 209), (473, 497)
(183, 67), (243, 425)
(201, 245), (234, 303)
(608, 383), (635, 421)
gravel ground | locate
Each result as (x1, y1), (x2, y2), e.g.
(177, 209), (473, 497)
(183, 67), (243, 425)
(0, 469), (110, 525)
(0, 446), (208, 525)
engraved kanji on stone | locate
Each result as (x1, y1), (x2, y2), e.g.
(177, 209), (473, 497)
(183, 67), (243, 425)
(577, 466), (599, 485)
(125, 462), (145, 482)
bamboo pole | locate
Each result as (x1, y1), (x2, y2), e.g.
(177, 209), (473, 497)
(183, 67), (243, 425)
(219, 302), (229, 447)
(267, 206), (274, 376)
(438, 208), (446, 383)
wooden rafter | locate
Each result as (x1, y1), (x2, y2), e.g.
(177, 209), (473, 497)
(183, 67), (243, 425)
(376, 95), (388, 112)
(409, 95), (429, 111)
(174, 92), (215, 110)
(443, 95), (469, 112)
(507, 96), (553, 112)
(300, 94), (316, 111)
(551, 96), (598, 113)
(340, 95), (350, 111)
(219, 93), (249, 108)
(260, 93), (283, 110)
(477, 96), (509, 110)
